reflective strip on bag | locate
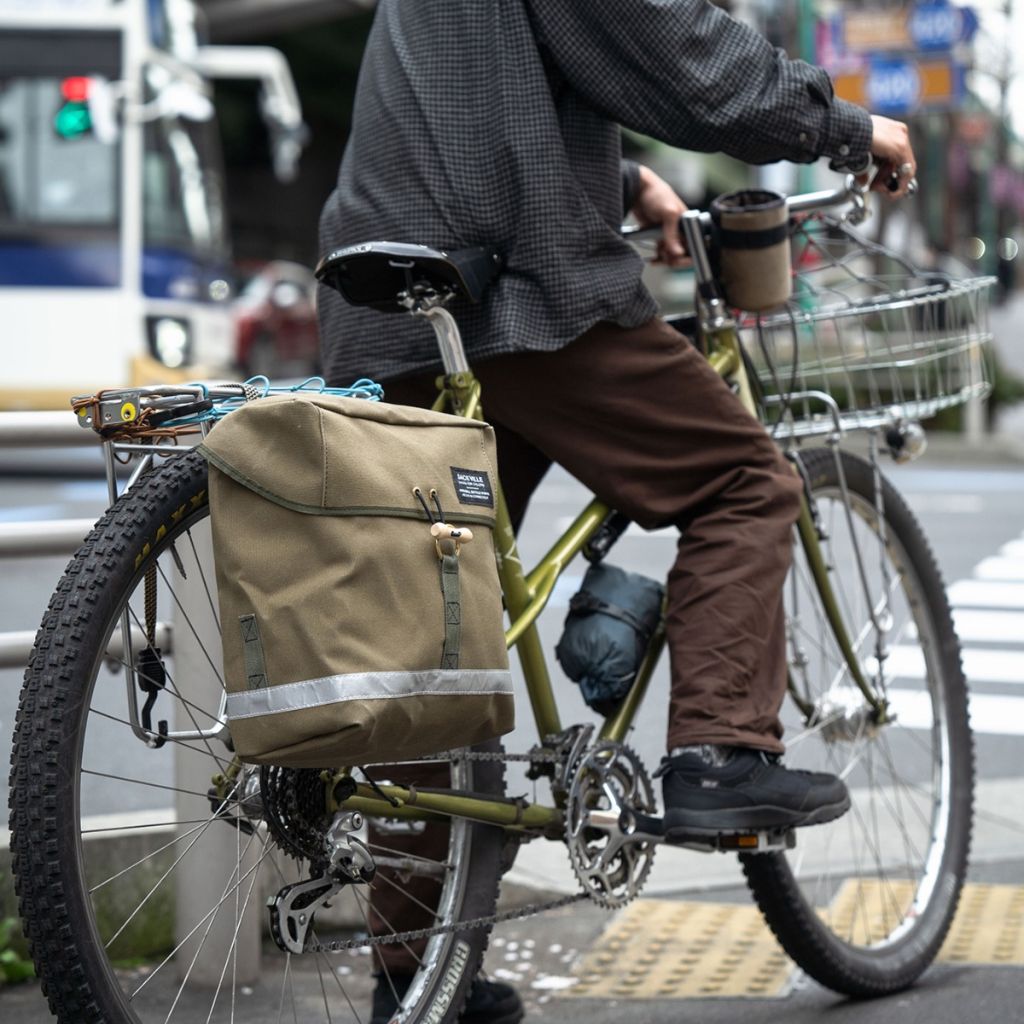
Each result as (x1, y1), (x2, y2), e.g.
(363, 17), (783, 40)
(225, 668), (514, 720)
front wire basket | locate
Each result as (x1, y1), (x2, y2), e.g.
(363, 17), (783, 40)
(743, 214), (996, 439)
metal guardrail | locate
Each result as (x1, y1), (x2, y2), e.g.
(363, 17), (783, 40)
(0, 519), (97, 557)
(0, 624), (172, 671)
(0, 411), (99, 448)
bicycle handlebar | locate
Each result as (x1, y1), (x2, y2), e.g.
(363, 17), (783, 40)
(621, 173), (867, 243)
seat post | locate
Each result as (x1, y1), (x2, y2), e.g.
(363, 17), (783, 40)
(411, 298), (471, 375)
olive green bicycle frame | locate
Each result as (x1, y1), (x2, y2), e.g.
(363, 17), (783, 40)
(336, 323), (881, 834)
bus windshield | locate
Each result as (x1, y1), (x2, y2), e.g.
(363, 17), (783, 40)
(142, 64), (228, 260)
(0, 68), (120, 235)
(0, 76), (119, 231)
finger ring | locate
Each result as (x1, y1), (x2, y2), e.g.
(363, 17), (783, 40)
(899, 162), (914, 176)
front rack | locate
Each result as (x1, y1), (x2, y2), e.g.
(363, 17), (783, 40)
(744, 215), (995, 439)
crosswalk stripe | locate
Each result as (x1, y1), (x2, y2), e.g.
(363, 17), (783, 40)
(887, 688), (1024, 737)
(999, 539), (1024, 559)
(950, 609), (1024, 645)
(882, 645), (1024, 685)
(947, 579), (1024, 609)
(973, 556), (1024, 582)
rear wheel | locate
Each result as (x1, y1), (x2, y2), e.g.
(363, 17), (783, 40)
(10, 449), (506, 1024)
(744, 446), (973, 996)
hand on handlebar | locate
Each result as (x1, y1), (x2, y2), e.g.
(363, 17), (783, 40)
(865, 115), (917, 199)
(630, 165), (692, 267)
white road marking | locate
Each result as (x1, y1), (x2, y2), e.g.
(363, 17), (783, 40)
(973, 556), (1024, 582)
(950, 609), (1024, 645)
(887, 688), (1024, 737)
(880, 645), (1024, 685)
(946, 579), (1024, 609)
(904, 493), (985, 514)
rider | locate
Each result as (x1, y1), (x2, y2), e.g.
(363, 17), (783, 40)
(317, 2), (917, 1021)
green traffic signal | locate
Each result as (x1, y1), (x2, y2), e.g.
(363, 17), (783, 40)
(54, 101), (92, 139)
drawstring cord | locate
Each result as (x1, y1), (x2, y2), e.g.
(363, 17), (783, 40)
(412, 486), (447, 526)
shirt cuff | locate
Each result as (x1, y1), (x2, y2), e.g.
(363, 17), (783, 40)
(822, 98), (874, 173)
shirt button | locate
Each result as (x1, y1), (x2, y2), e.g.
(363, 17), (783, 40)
(838, 143), (850, 156)
(799, 131), (809, 144)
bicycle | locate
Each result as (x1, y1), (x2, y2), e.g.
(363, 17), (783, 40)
(9, 176), (989, 1024)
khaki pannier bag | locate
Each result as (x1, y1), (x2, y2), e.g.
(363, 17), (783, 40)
(198, 393), (514, 768)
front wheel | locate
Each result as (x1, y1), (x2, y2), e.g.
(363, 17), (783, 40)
(744, 446), (973, 996)
(9, 449), (506, 1024)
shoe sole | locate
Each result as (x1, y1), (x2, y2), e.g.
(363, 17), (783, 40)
(662, 794), (851, 841)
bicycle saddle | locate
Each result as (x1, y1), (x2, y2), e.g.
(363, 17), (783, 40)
(315, 241), (502, 313)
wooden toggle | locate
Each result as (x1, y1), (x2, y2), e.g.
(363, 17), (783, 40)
(430, 522), (474, 543)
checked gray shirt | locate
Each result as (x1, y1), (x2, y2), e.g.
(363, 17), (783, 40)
(318, 0), (873, 384)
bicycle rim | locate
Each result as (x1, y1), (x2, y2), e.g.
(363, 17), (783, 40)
(11, 452), (503, 1024)
(744, 446), (972, 994)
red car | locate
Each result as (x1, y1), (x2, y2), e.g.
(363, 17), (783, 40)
(234, 260), (320, 379)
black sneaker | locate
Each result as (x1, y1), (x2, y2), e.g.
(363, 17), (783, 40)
(371, 972), (524, 1024)
(658, 748), (850, 839)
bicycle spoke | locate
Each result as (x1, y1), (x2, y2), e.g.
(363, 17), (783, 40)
(154, 559), (226, 689)
(89, 706), (229, 764)
(129, 838), (274, 1002)
(89, 814), (234, 893)
(276, 954), (300, 1024)
(104, 789), (246, 949)
(186, 528), (223, 633)
(82, 768), (221, 803)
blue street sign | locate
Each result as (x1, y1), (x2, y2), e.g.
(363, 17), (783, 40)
(910, 1), (979, 51)
(866, 57), (922, 113)
(958, 6), (980, 43)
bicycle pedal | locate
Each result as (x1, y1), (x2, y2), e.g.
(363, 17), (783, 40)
(664, 828), (795, 854)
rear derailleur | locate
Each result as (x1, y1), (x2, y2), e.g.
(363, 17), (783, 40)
(268, 809), (377, 954)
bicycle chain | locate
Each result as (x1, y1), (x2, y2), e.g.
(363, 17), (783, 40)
(388, 744), (568, 765)
(305, 741), (586, 953)
(307, 891), (589, 953)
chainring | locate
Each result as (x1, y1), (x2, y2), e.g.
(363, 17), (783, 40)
(565, 741), (658, 908)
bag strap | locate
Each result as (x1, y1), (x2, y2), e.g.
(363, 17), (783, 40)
(239, 613), (269, 689)
(567, 591), (654, 641)
(439, 547), (461, 670)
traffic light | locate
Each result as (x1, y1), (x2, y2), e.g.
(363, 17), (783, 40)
(54, 76), (93, 139)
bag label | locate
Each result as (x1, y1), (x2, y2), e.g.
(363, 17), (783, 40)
(450, 466), (494, 508)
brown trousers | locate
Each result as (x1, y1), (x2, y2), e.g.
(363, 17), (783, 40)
(362, 316), (802, 971)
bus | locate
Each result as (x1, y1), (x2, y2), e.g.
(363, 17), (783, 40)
(0, 0), (306, 409)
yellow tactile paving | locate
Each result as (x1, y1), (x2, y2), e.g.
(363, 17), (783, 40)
(564, 899), (795, 1000)
(827, 879), (1024, 964)
(940, 883), (1024, 965)
(822, 878), (917, 946)
(563, 883), (1024, 1000)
